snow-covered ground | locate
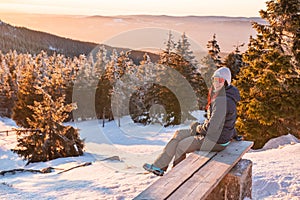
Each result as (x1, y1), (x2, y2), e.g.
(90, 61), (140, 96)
(0, 114), (299, 200)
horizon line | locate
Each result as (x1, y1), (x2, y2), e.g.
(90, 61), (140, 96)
(0, 11), (262, 19)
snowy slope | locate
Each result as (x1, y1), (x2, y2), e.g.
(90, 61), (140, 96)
(0, 116), (299, 200)
(244, 143), (300, 199)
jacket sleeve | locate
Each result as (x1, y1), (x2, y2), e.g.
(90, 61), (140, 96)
(205, 96), (226, 143)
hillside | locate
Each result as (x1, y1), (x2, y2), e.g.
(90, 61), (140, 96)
(0, 20), (98, 57)
(0, 20), (160, 63)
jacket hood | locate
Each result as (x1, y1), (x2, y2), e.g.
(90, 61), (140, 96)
(225, 85), (240, 103)
(213, 67), (232, 85)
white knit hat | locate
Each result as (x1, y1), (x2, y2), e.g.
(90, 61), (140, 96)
(212, 67), (232, 85)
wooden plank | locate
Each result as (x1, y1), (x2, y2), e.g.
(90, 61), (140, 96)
(134, 151), (217, 200)
(168, 141), (253, 200)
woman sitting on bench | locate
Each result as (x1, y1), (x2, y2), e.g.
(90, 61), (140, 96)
(143, 67), (241, 176)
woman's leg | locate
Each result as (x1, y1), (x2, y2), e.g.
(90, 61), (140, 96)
(173, 135), (204, 166)
(153, 129), (191, 170)
(173, 137), (227, 167)
(199, 138), (227, 152)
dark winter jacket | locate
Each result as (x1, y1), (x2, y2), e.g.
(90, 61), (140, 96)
(202, 85), (241, 144)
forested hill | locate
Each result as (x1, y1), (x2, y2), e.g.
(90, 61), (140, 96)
(0, 20), (160, 63)
(0, 20), (98, 57)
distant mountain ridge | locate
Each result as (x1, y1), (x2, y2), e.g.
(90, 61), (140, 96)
(88, 15), (264, 22)
(0, 13), (264, 53)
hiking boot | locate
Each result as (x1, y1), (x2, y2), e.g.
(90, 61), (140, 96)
(143, 163), (164, 176)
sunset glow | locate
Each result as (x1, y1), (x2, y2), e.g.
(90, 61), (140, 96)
(0, 0), (267, 17)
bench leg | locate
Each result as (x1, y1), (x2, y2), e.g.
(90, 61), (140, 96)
(205, 159), (252, 200)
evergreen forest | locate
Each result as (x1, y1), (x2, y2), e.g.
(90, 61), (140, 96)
(0, 0), (299, 163)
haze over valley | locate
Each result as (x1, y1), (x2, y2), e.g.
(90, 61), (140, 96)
(0, 13), (265, 53)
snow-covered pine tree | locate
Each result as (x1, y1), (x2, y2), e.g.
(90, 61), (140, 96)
(104, 49), (119, 84)
(0, 51), (18, 117)
(176, 32), (208, 109)
(12, 55), (42, 128)
(234, 0), (300, 148)
(164, 31), (176, 54)
(157, 51), (198, 125)
(206, 34), (223, 68)
(13, 86), (84, 164)
(95, 49), (119, 121)
(135, 32), (206, 126)
(129, 53), (156, 124)
(93, 46), (109, 119)
(58, 55), (77, 118)
(12, 51), (85, 163)
(111, 51), (136, 126)
(72, 54), (96, 120)
(176, 32), (197, 66)
(93, 45), (108, 78)
(44, 53), (77, 121)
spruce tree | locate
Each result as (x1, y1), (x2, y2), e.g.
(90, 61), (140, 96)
(164, 31), (176, 54)
(157, 51), (199, 125)
(10, 51), (85, 163)
(72, 54), (96, 120)
(200, 34), (223, 88)
(12, 59), (41, 128)
(136, 32), (208, 125)
(0, 50), (21, 117)
(224, 43), (245, 79)
(259, 0), (299, 67)
(176, 32), (208, 108)
(206, 34), (223, 68)
(92, 45), (109, 119)
(94, 45), (108, 78)
(111, 51), (137, 125)
(13, 87), (84, 164)
(129, 54), (156, 124)
(176, 32), (197, 66)
(235, 0), (300, 148)
(95, 49), (119, 121)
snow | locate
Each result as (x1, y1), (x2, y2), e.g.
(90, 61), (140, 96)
(244, 144), (300, 199)
(260, 134), (299, 151)
(0, 115), (299, 200)
(48, 45), (58, 51)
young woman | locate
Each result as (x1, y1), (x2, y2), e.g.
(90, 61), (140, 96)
(143, 67), (241, 176)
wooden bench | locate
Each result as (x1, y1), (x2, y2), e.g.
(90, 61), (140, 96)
(134, 140), (253, 200)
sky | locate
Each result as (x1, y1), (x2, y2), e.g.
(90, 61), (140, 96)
(0, 0), (267, 17)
